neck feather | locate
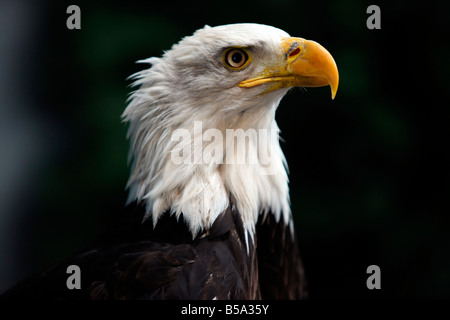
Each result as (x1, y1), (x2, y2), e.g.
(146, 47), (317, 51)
(122, 59), (291, 240)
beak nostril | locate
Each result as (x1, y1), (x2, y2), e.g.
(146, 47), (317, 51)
(288, 47), (301, 58)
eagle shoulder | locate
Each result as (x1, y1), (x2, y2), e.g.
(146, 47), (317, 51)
(1, 205), (260, 300)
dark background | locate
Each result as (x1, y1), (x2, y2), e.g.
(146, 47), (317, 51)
(1, 0), (449, 299)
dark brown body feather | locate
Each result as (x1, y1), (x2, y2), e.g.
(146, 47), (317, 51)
(1, 203), (306, 300)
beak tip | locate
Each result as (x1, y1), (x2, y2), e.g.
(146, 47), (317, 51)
(330, 66), (339, 100)
(330, 84), (338, 100)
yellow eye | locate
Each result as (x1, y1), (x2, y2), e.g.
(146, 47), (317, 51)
(224, 48), (250, 69)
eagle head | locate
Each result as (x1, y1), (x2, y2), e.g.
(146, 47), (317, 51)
(122, 23), (338, 240)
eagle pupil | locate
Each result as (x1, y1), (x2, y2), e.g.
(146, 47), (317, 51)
(232, 52), (243, 64)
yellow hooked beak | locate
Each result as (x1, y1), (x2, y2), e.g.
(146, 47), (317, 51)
(239, 37), (339, 99)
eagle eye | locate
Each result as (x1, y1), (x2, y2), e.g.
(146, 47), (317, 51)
(224, 48), (250, 69)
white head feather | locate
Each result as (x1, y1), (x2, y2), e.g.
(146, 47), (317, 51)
(122, 23), (294, 239)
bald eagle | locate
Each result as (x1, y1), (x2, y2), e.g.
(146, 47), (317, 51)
(1, 23), (338, 300)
